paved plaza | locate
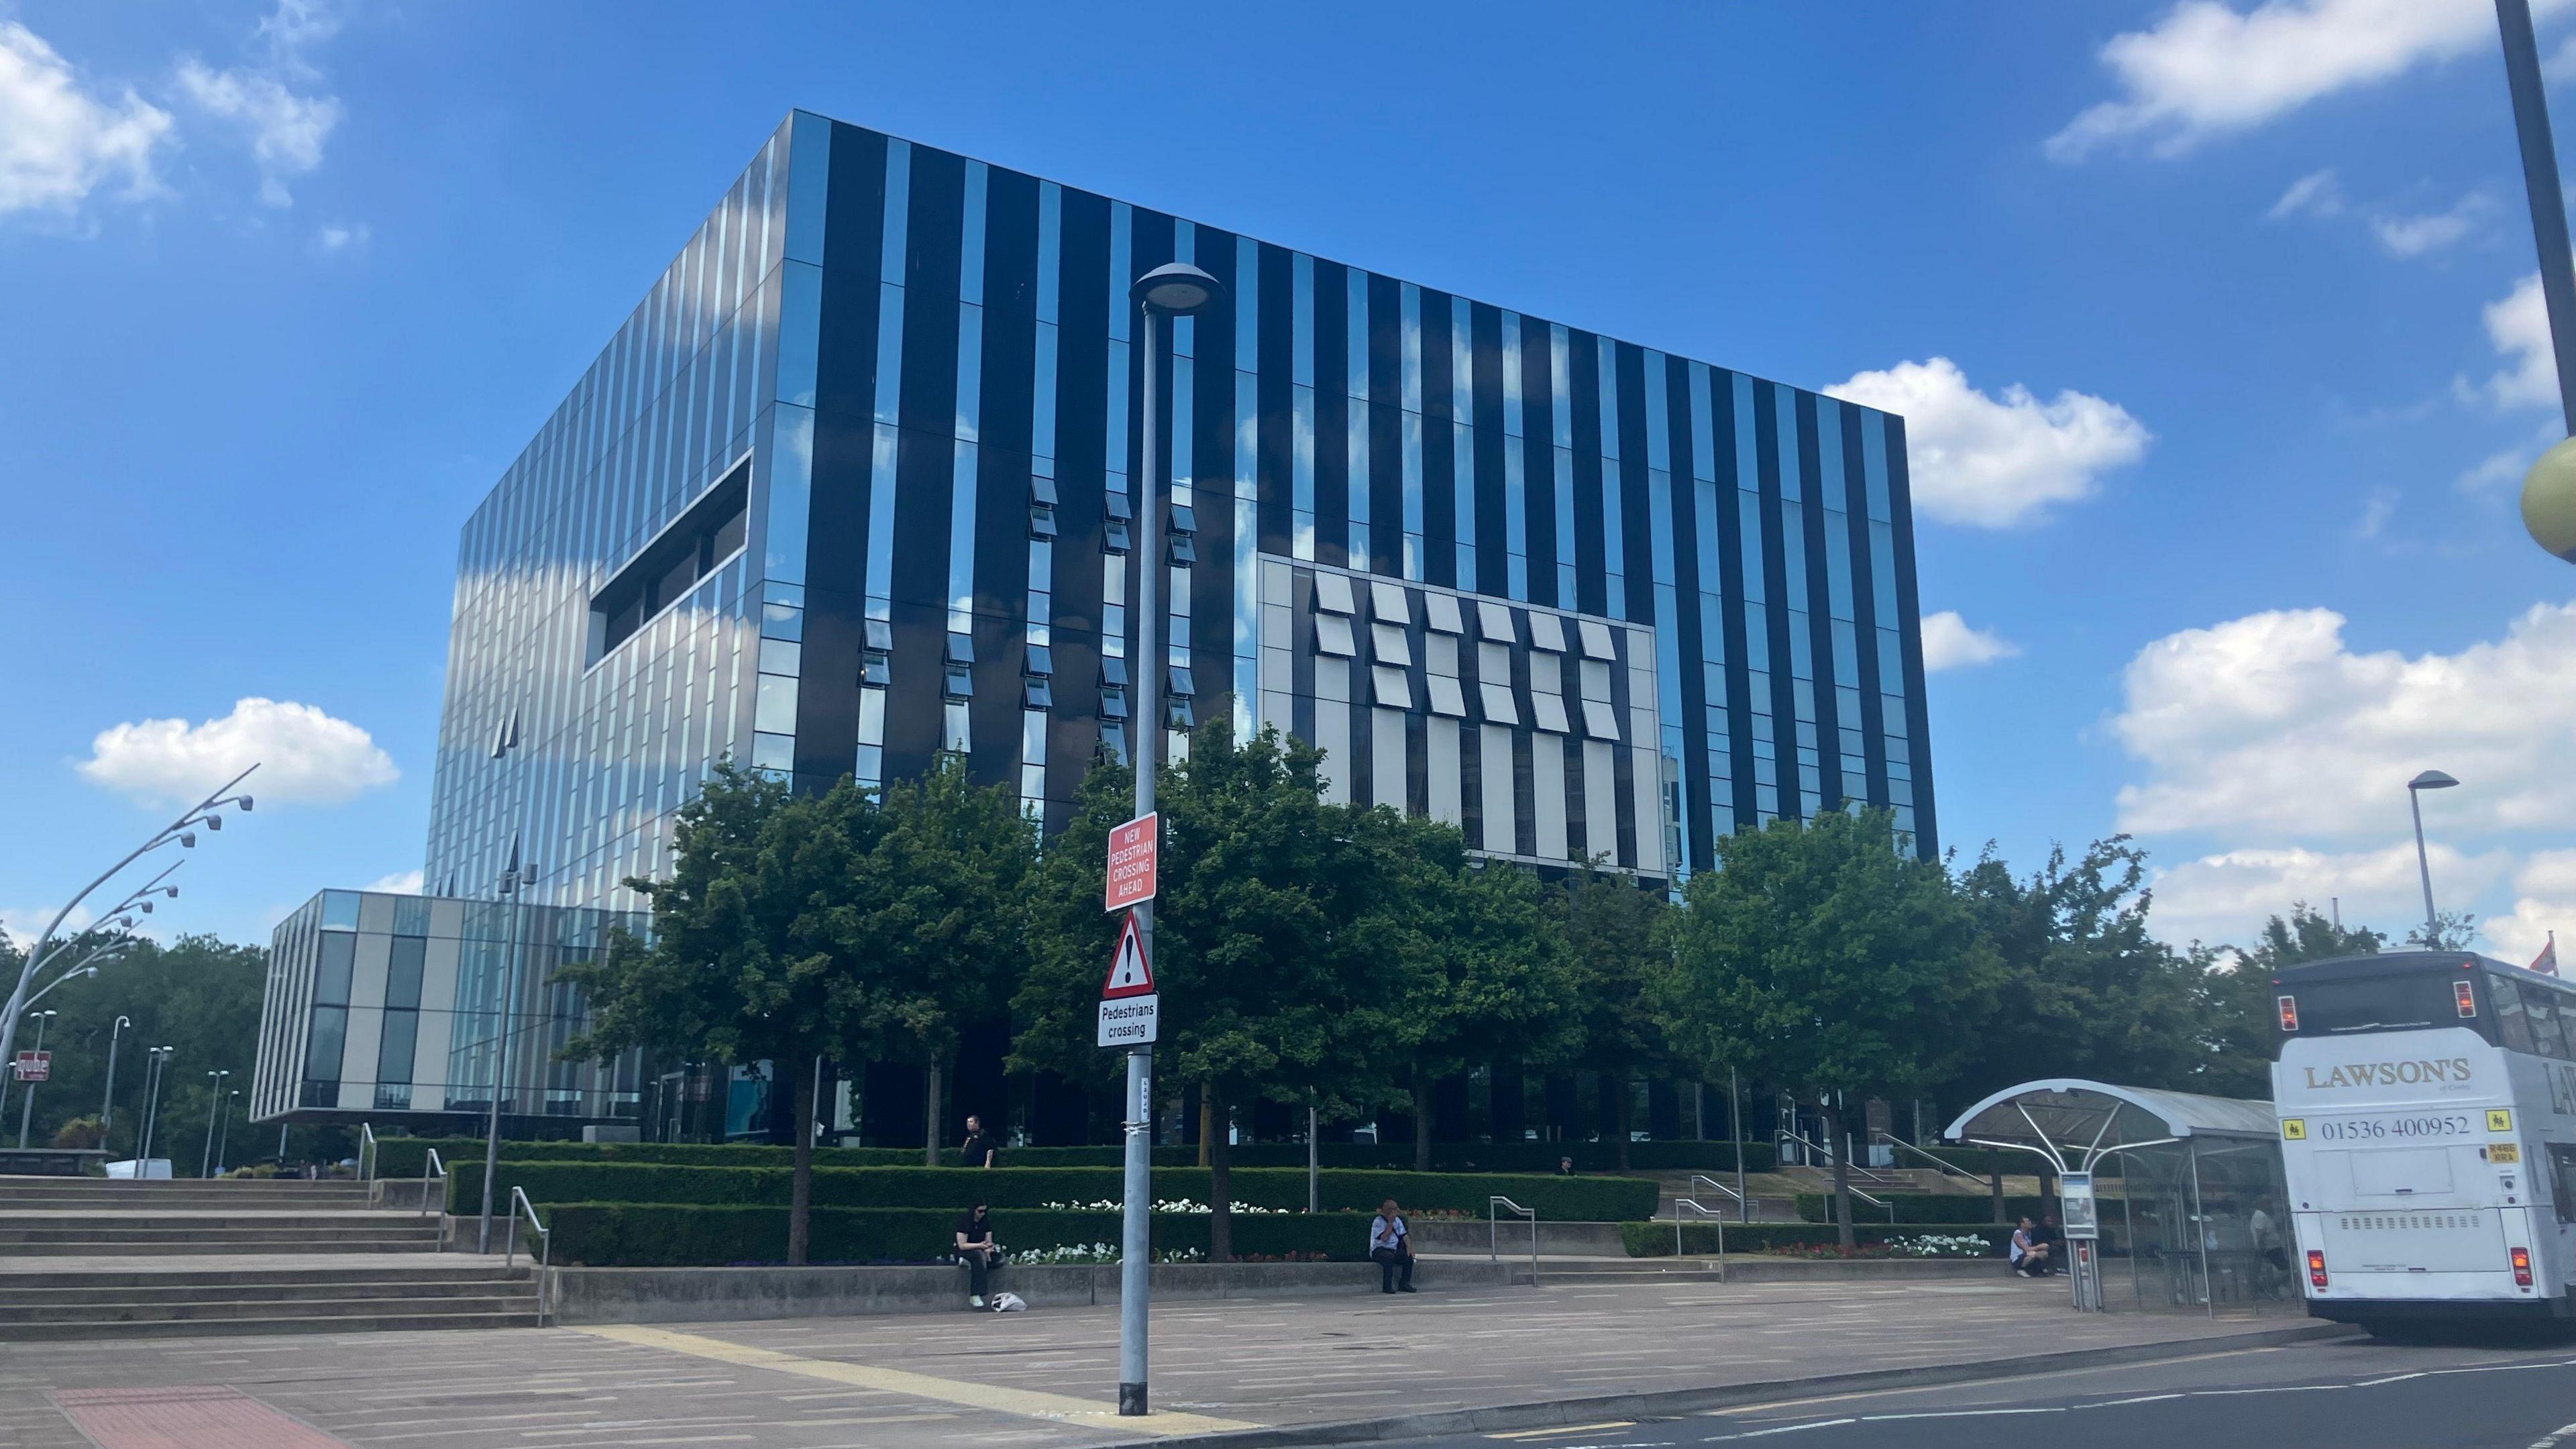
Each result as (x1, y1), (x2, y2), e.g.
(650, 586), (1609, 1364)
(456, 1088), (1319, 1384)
(0, 1275), (2318, 1448)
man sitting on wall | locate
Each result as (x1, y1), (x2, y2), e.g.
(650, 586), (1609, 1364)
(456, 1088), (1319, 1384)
(1369, 1198), (1417, 1295)
(956, 1199), (1002, 1309)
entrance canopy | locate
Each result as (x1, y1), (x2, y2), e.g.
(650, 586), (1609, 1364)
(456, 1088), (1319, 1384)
(1943, 1079), (2276, 1173)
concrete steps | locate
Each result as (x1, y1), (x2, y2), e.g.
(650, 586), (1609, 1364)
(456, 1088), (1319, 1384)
(0, 1216), (443, 1255)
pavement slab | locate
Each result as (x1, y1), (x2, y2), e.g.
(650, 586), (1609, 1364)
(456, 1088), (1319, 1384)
(0, 1276), (2308, 1449)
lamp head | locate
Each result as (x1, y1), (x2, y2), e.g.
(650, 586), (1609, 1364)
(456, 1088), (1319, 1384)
(2408, 769), (2460, 792)
(1130, 262), (1225, 316)
(203, 815), (222, 832)
(179, 833), (196, 849)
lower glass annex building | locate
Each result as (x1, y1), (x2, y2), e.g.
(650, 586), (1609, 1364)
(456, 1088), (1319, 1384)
(255, 109), (1938, 1138)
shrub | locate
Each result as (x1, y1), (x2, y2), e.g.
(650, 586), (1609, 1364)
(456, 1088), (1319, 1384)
(544, 1204), (1377, 1266)
(1793, 1193), (2043, 1225)
(449, 1161), (1657, 1222)
(1620, 1221), (2015, 1258)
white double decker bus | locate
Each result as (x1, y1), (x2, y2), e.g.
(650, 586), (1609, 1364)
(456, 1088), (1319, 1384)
(2273, 951), (2576, 1333)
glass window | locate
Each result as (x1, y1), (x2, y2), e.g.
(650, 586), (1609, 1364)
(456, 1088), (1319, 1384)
(376, 1010), (419, 1086)
(304, 1004), (348, 1083)
(386, 936), (425, 1010)
(2494, 975), (2536, 1053)
(316, 931), (356, 1006)
(2529, 986), (2569, 1059)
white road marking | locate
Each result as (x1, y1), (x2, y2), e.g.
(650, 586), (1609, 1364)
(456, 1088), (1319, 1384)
(2531, 1421), (2576, 1449)
(1700, 1419), (1858, 1442)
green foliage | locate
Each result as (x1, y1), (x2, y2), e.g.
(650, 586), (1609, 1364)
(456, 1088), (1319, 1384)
(451, 1160), (1657, 1220)
(1793, 1193), (2041, 1224)
(2406, 910), (2479, 952)
(376, 1135), (1776, 1178)
(854, 759), (1039, 1073)
(1620, 1222), (2015, 1257)
(2200, 902), (2385, 1097)
(1556, 863), (1674, 1167)
(0, 932), (267, 1172)
(546, 1204), (1375, 1266)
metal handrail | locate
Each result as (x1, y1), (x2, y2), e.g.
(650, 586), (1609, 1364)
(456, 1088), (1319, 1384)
(1870, 1132), (1984, 1186)
(421, 1148), (447, 1251)
(1489, 1195), (1538, 1285)
(506, 1184), (551, 1324)
(358, 1122), (376, 1182)
(1670, 1197), (1727, 1276)
(1778, 1129), (1894, 1186)
(1688, 1173), (1745, 1207)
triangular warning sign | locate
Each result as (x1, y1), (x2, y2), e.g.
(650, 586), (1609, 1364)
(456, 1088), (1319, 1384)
(1103, 914), (1155, 998)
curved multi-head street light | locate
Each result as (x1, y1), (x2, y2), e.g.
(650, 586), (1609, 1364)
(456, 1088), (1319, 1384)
(0, 766), (254, 1072)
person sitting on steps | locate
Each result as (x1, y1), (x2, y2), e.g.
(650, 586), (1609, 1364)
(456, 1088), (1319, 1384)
(1370, 1198), (1417, 1294)
(955, 1199), (1002, 1308)
(2008, 1216), (2052, 1278)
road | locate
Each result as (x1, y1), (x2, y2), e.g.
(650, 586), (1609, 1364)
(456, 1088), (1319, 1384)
(1384, 1336), (2576, 1449)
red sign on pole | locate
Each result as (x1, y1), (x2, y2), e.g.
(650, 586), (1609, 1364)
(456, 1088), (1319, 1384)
(1105, 812), (1160, 912)
(1102, 912), (1156, 999)
(12, 1051), (50, 1083)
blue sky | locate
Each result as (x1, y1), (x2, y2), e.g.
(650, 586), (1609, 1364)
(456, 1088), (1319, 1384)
(5, 0), (2574, 960)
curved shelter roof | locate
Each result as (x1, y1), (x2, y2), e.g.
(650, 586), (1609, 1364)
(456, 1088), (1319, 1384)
(1943, 1079), (2277, 1171)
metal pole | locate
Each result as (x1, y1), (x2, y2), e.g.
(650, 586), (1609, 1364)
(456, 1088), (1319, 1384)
(215, 1090), (234, 1175)
(2498, 0), (2576, 435)
(1731, 1067), (1747, 1224)
(1307, 1104), (1319, 1214)
(1120, 298), (1165, 1421)
(141, 1051), (168, 1169)
(101, 1016), (127, 1133)
(2410, 788), (2439, 946)
(480, 888), (523, 1254)
(200, 1071), (225, 1177)
(16, 1014), (50, 1148)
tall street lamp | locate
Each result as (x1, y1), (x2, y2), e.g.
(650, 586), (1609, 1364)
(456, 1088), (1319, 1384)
(2408, 769), (2461, 948)
(200, 1069), (231, 1179)
(213, 1089), (238, 1177)
(2492, 0), (2576, 563)
(14, 1010), (58, 1148)
(1119, 260), (1226, 1419)
(101, 1015), (131, 1140)
(138, 1046), (174, 1173)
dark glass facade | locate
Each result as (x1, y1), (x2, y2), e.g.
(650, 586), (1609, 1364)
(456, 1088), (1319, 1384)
(425, 110), (1936, 914)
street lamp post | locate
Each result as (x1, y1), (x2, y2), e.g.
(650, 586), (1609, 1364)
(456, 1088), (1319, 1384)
(138, 1046), (174, 1172)
(200, 1069), (230, 1179)
(478, 866), (526, 1254)
(14, 1010), (58, 1148)
(214, 1089), (237, 1176)
(1119, 260), (1226, 1420)
(2408, 770), (2461, 948)
(101, 1015), (131, 1138)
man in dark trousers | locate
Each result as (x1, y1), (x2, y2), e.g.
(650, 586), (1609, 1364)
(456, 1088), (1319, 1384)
(1369, 1198), (1417, 1294)
(955, 1199), (1001, 1308)
(961, 1115), (997, 1168)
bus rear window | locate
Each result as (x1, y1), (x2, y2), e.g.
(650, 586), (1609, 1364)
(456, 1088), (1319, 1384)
(2279, 973), (2495, 1041)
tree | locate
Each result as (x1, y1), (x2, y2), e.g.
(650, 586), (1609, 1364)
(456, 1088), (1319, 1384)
(1015, 720), (1413, 1259)
(1556, 863), (1672, 1170)
(2199, 902), (2383, 1097)
(1383, 815), (1580, 1171)
(1659, 809), (1999, 1252)
(1949, 837), (2217, 1104)
(853, 759), (1036, 1165)
(2406, 910), (2479, 951)
(558, 763), (883, 1265)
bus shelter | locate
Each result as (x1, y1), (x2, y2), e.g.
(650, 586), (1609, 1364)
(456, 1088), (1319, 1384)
(1945, 1079), (2294, 1317)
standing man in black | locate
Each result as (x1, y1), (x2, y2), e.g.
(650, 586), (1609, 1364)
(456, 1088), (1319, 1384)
(961, 1114), (997, 1169)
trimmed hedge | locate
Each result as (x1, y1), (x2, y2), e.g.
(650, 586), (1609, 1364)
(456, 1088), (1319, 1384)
(1621, 1221), (2016, 1258)
(547, 1203), (1377, 1267)
(1794, 1193), (2045, 1225)
(453, 1161), (1657, 1222)
(378, 1135), (1775, 1179)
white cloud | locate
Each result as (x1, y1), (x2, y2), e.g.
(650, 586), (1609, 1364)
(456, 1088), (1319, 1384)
(1920, 610), (2020, 672)
(2353, 486), (2398, 541)
(0, 21), (170, 219)
(76, 697), (398, 806)
(2049, 0), (2574, 161)
(174, 60), (339, 207)
(2459, 445), (2534, 494)
(256, 0), (340, 75)
(2482, 270), (2564, 409)
(2112, 601), (2576, 839)
(362, 868), (424, 895)
(2483, 850), (2576, 962)
(1826, 358), (2150, 527)
(2267, 168), (2345, 220)
(2152, 841), (2514, 948)
(315, 219), (367, 252)
(2371, 193), (2490, 258)
(1, 904), (93, 953)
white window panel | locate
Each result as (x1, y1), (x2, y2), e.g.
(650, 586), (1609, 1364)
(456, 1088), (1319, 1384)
(1481, 682), (1519, 725)
(754, 674), (798, 734)
(1479, 640), (1512, 680)
(1317, 613), (1357, 657)
(1532, 692), (1570, 734)
(1374, 665), (1413, 708)
(1479, 600), (1516, 641)
(1371, 579), (1410, 622)
(1427, 633), (1460, 678)
(1583, 698), (1621, 738)
(1373, 622), (1411, 666)
(1427, 674), (1466, 716)
(1263, 558), (1291, 604)
(1315, 570), (1356, 614)
(1579, 619), (1617, 659)
(1527, 610), (1566, 653)
(1316, 657), (1351, 703)
(1529, 651), (1565, 695)
(1425, 592), (1465, 635)
(1579, 657), (1613, 701)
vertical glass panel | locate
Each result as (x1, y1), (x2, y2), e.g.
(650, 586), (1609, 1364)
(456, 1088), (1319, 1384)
(1292, 252), (1314, 387)
(1108, 202), (1131, 343)
(386, 935), (426, 1009)
(316, 931), (356, 1006)
(1739, 490), (1766, 604)
(1862, 409), (1892, 522)
(873, 283), (906, 425)
(955, 303), (983, 441)
(949, 439), (979, 631)
(1689, 362), (1715, 482)
(1644, 350), (1669, 470)
(879, 140), (911, 287)
(1347, 267), (1369, 398)
(1502, 311), (1524, 437)
(1401, 283), (1423, 413)
(866, 423), (898, 618)
(765, 405), (813, 584)
(1235, 233), (1258, 371)
(1597, 335), (1620, 460)
(959, 160), (987, 306)
(1036, 181), (1061, 325)
(784, 113), (831, 266)
(775, 261), (821, 409)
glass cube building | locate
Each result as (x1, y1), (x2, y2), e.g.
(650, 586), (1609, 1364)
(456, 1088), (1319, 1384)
(423, 108), (1937, 918)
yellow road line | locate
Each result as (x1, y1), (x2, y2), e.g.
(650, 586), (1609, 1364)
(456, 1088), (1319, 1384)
(1488, 1421), (1638, 1439)
(573, 1324), (1258, 1438)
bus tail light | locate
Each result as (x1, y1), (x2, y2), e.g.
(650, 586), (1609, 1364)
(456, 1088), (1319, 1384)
(2308, 1249), (2328, 1289)
(2512, 1247), (2533, 1287)
(2455, 981), (2478, 1017)
(2277, 995), (2299, 1031)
